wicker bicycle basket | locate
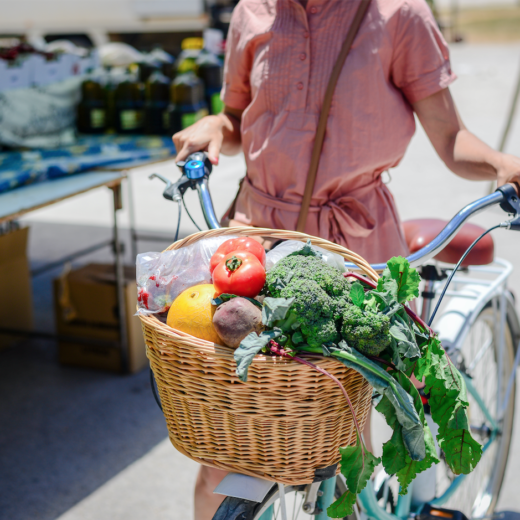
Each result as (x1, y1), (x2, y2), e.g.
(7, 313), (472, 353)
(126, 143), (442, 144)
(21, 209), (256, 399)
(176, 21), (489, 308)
(139, 227), (380, 485)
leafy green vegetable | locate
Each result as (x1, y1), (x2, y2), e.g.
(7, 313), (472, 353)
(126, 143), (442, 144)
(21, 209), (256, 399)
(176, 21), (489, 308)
(304, 342), (426, 461)
(261, 297), (295, 327)
(382, 256), (421, 303)
(212, 293), (262, 308)
(327, 490), (357, 518)
(287, 239), (322, 258)
(389, 312), (420, 359)
(229, 250), (484, 512)
(437, 425), (482, 474)
(424, 337), (482, 474)
(234, 329), (281, 382)
(339, 434), (381, 494)
(329, 434), (380, 518)
(350, 282), (365, 308)
(377, 372), (439, 493)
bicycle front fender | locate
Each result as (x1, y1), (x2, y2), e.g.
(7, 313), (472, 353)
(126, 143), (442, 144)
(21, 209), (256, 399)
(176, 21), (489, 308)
(213, 472), (275, 503)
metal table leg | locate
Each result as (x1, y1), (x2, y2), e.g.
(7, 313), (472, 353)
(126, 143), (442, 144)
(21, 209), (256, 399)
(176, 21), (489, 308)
(111, 183), (129, 373)
(127, 170), (139, 264)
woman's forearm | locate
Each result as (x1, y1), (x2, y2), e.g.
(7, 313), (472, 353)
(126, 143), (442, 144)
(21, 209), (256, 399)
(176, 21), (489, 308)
(413, 88), (520, 189)
(447, 128), (502, 181)
(219, 110), (243, 156)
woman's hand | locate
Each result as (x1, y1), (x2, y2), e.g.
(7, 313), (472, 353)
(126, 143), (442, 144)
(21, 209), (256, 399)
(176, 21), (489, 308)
(496, 153), (520, 193)
(172, 107), (243, 165)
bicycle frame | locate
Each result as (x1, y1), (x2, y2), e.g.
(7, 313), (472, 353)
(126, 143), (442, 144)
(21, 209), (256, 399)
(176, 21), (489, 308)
(151, 162), (520, 520)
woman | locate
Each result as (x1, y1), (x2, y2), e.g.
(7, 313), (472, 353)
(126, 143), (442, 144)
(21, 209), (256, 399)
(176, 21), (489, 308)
(173, 0), (520, 518)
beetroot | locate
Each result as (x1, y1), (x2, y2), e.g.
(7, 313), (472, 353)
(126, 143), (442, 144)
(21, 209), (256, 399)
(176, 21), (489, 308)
(213, 298), (263, 348)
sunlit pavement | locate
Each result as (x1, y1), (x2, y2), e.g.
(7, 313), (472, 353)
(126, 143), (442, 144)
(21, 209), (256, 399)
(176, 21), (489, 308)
(1, 42), (520, 520)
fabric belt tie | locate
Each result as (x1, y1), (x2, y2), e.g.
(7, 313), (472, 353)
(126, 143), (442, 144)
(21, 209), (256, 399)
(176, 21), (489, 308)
(241, 176), (379, 240)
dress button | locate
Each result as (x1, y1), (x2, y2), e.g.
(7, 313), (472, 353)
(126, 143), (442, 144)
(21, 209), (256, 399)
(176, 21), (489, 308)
(310, 6), (317, 13)
(296, 82), (304, 90)
(299, 53), (307, 61)
(303, 31), (309, 38)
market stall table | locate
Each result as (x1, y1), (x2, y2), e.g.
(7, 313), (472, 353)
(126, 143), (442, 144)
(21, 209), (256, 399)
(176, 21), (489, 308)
(0, 171), (132, 371)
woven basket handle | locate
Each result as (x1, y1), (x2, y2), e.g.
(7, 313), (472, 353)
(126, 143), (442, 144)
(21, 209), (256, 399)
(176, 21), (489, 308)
(296, 0), (372, 233)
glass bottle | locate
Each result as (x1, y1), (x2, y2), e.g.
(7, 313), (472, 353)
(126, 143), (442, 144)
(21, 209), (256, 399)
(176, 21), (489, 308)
(196, 51), (223, 115)
(77, 73), (107, 133)
(175, 37), (203, 75)
(144, 70), (171, 135)
(114, 74), (145, 134)
(168, 72), (208, 134)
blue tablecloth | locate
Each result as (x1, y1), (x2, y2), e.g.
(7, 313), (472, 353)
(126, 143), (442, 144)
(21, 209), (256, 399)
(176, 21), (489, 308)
(0, 135), (176, 194)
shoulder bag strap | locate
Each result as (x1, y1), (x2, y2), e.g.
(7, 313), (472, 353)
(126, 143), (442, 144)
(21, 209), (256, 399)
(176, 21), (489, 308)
(296, 0), (372, 233)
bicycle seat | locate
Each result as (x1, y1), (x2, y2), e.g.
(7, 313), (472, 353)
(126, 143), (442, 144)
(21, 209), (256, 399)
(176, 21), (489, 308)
(402, 218), (494, 266)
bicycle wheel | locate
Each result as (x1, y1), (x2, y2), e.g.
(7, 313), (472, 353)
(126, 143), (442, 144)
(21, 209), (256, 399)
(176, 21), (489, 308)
(435, 306), (516, 518)
(212, 476), (353, 520)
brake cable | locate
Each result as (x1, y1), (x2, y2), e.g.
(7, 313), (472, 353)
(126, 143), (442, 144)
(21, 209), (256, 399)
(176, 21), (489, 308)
(428, 222), (509, 326)
(182, 196), (203, 232)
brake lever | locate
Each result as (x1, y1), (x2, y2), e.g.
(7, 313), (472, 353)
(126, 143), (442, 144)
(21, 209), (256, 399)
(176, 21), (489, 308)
(496, 184), (520, 230)
(150, 152), (213, 204)
(149, 172), (184, 202)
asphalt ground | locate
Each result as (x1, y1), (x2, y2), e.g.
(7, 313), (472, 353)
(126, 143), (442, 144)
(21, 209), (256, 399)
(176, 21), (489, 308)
(1, 42), (520, 519)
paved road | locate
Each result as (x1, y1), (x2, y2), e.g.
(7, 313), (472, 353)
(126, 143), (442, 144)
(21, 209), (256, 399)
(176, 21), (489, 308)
(1, 42), (520, 519)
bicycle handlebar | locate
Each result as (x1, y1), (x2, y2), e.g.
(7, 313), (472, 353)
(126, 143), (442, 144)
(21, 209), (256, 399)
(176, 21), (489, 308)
(152, 152), (520, 271)
(360, 189), (506, 271)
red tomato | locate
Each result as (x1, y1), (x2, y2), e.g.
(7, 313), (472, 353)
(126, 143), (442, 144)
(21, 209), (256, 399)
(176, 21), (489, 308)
(213, 251), (266, 298)
(210, 237), (266, 273)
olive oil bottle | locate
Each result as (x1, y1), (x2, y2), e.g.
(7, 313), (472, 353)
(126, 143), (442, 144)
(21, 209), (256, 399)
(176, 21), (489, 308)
(168, 72), (208, 133)
(196, 51), (223, 115)
(77, 74), (107, 133)
(114, 75), (145, 134)
(175, 37), (203, 75)
(144, 70), (171, 135)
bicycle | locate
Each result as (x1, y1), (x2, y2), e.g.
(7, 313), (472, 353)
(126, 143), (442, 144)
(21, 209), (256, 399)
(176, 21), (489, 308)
(150, 152), (520, 520)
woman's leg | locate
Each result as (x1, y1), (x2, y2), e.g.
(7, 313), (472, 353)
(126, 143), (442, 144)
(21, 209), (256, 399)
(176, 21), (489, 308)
(194, 466), (228, 520)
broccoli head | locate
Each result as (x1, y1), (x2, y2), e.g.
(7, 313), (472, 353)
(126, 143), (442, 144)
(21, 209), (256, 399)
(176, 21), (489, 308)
(341, 305), (391, 356)
(266, 255), (351, 348)
(267, 255), (351, 306)
(278, 278), (340, 347)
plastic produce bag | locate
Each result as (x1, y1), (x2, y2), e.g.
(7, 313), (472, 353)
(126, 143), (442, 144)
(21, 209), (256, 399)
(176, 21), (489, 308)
(265, 240), (346, 272)
(136, 236), (236, 315)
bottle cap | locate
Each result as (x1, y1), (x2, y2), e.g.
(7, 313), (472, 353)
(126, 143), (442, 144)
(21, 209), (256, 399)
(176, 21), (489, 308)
(181, 38), (204, 51)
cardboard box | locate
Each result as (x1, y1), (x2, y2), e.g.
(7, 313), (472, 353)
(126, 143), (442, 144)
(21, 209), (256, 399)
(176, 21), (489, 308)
(0, 227), (33, 349)
(53, 263), (147, 373)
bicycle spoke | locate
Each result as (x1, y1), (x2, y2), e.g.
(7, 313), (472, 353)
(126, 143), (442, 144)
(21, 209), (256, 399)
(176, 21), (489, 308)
(291, 491), (297, 520)
(274, 499), (281, 520)
(467, 337), (493, 373)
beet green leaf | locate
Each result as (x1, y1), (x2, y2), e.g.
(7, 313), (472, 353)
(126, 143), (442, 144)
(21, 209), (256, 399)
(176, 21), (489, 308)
(327, 490), (357, 518)
(380, 256), (421, 304)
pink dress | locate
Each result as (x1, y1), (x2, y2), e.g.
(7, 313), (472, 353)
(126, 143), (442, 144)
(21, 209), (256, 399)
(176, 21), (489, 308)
(221, 0), (456, 264)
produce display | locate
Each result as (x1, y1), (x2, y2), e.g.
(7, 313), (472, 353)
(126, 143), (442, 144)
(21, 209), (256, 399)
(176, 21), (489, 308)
(139, 237), (482, 518)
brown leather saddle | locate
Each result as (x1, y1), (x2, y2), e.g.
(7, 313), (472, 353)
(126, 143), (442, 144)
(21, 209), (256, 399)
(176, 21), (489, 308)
(402, 219), (494, 266)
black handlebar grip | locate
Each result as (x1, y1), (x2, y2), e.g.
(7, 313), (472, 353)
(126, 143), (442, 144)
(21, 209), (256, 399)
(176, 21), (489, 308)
(496, 184), (520, 215)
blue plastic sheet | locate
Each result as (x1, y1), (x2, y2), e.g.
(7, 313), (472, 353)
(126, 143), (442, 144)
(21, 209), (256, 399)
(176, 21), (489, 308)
(0, 135), (175, 194)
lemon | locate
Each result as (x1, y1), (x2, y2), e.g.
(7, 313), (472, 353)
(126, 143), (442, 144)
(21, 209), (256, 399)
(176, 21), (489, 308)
(167, 284), (221, 344)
